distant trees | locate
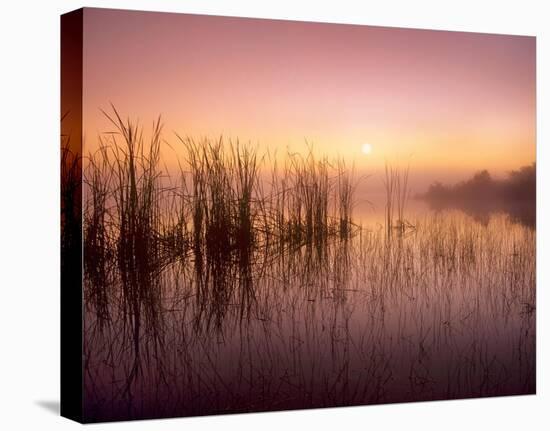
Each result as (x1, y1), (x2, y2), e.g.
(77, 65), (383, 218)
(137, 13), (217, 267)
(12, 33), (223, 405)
(421, 163), (535, 203)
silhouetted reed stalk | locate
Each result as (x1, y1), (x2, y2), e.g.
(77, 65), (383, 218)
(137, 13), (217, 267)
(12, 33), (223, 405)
(384, 162), (414, 238)
(83, 143), (115, 327)
(336, 159), (357, 239)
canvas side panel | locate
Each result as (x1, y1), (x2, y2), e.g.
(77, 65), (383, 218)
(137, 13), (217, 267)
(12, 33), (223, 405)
(60, 8), (83, 423)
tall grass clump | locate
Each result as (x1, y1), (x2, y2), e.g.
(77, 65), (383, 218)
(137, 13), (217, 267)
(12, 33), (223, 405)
(100, 106), (166, 370)
(83, 109), (362, 331)
(230, 141), (259, 259)
(174, 135), (262, 321)
(383, 162), (414, 238)
(336, 159), (357, 239)
(283, 150), (331, 247)
(83, 143), (114, 326)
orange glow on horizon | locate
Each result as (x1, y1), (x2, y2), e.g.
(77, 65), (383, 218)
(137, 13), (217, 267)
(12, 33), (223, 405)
(81, 9), (535, 191)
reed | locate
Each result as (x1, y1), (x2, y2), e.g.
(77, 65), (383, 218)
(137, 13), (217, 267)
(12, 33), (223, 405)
(336, 158), (357, 239)
(83, 143), (114, 327)
(95, 106), (167, 383)
(383, 162), (414, 238)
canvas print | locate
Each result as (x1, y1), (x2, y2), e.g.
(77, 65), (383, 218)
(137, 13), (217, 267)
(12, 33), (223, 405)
(61, 8), (536, 423)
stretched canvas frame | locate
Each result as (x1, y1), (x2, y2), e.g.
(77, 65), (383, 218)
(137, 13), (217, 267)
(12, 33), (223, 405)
(61, 7), (536, 423)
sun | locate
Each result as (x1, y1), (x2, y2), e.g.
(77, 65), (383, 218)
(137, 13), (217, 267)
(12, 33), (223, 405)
(361, 143), (372, 155)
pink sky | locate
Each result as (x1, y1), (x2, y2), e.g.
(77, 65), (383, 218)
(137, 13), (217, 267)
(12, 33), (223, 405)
(82, 8), (535, 191)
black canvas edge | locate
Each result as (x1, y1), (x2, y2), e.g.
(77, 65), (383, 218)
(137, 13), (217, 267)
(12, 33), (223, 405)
(60, 8), (84, 423)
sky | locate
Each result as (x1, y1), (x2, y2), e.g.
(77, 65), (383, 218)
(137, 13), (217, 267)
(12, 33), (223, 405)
(82, 8), (535, 192)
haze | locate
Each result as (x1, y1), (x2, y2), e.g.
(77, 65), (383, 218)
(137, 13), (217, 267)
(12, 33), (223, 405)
(82, 8), (535, 192)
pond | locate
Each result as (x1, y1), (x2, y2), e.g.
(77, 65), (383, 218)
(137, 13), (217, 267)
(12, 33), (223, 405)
(83, 202), (535, 422)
